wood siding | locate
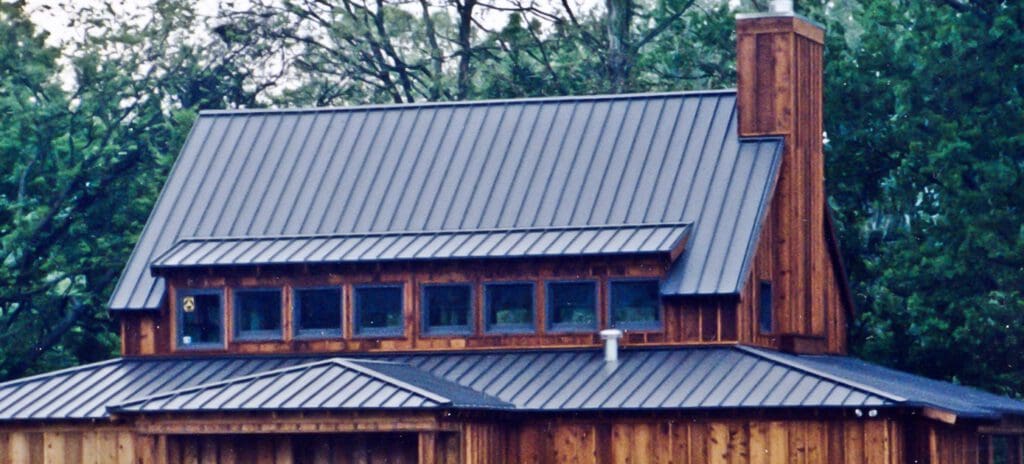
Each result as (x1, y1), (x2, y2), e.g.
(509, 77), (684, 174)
(0, 414), (996, 464)
(736, 15), (850, 354)
(123, 257), (753, 356)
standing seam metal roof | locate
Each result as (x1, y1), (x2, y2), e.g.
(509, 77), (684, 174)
(3, 347), (1020, 421)
(149, 223), (690, 270)
(108, 90), (783, 310)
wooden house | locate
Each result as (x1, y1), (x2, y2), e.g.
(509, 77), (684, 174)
(1, 7), (1022, 464)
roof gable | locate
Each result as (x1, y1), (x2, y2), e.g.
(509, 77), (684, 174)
(110, 90), (782, 310)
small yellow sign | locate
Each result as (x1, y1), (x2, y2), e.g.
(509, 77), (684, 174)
(182, 296), (196, 313)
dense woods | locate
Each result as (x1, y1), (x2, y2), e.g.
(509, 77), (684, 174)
(0, 0), (1021, 400)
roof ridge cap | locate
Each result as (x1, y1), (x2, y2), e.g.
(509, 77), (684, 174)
(198, 90), (738, 116)
(733, 345), (908, 403)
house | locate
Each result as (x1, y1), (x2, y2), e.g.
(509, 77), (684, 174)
(1, 5), (1022, 464)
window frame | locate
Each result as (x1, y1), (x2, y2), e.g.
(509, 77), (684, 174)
(421, 283), (475, 336)
(607, 278), (663, 331)
(484, 281), (536, 334)
(353, 284), (405, 338)
(175, 288), (225, 351)
(758, 280), (773, 334)
(292, 286), (344, 340)
(545, 280), (599, 333)
(232, 287), (285, 341)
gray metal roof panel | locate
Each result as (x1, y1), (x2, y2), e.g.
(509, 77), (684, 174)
(5, 347), (1015, 421)
(150, 223), (689, 270)
(110, 91), (782, 310)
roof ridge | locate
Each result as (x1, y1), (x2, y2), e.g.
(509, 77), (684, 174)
(733, 345), (907, 403)
(172, 222), (692, 243)
(198, 90), (737, 116)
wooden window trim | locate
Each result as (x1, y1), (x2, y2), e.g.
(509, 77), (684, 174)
(545, 280), (599, 334)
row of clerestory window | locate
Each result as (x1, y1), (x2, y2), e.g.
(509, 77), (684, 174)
(175, 280), (661, 349)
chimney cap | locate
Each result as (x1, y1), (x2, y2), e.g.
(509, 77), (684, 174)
(771, 0), (793, 13)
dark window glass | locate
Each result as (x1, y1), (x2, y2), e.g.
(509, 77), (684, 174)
(423, 284), (473, 334)
(485, 283), (534, 333)
(295, 288), (342, 338)
(609, 280), (661, 329)
(355, 286), (403, 336)
(986, 435), (1022, 464)
(178, 291), (222, 348)
(547, 281), (596, 331)
(759, 281), (773, 333)
(234, 288), (283, 340)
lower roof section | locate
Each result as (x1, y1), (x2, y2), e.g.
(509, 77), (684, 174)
(0, 346), (1020, 421)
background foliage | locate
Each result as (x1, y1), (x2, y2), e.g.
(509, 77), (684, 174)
(0, 0), (1021, 397)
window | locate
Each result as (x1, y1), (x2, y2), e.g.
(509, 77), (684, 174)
(981, 434), (1023, 464)
(294, 287), (342, 338)
(234, 288), (283, 340)
(485, 283), (535, 333)
(177, 289), (223, 349)
(354, 285), (404, 336)
(546, 281), (597, 332)
(422, 284), (473, 334)
(609, 280), (661, 329)
(759, 281), (773, 333)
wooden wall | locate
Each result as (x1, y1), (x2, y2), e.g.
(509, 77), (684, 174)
(0, 414), (996, 464)
(735, 15), (852, 355)
(481, 416), (908, 464)
(123, 256), (754, 357)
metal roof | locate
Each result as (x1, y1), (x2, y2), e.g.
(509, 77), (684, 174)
(109, 90), (783, 310)
(110, 358), (510, 413)
(150, 223), (690, 271)
(3, 347), (1021, 421)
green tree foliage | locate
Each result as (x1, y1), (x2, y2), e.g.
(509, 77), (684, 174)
(0, 0), (258, 379)
(822, 0), (1024, 396)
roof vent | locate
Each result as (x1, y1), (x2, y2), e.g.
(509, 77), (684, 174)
(600, 329), (623, 362)
(770, 0), (794, 13)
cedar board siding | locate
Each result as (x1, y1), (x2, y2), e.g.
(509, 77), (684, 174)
(122, 220), (852, 356)
(122, 256), (756, 356)
(737, 17), (832, 347)
(0, 416), (983, 463)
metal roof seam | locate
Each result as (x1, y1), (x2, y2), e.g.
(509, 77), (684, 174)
(729, 141), (784, 293)
(734, 346), (907, 403)
(337, 360), (453, 405)
(586, 98), (651, 224)
(352, 109), (426, 230)
(457, 103), (528, 230)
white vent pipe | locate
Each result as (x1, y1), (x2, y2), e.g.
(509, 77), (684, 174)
(600, 329), (624, 362)
(771, 0), (794, 13)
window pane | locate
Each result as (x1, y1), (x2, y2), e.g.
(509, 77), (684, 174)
(610, 281), (660, 328)
(759, 281), (773, 333)
(548, 282), (596, 330)
(356, 286), (403, 335)
(295, 288), (342, 336)
(179, 292), (221, 346)
(423, 285), (472, 333)
(486, 284), (534, 331)
(235, 289), (282, 339)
